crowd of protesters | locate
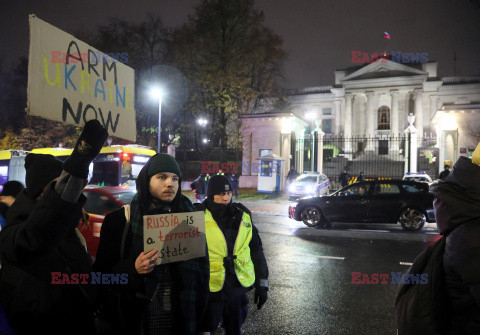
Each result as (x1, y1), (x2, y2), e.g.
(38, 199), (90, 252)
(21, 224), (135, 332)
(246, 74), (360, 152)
(2, 117), (480, 335)
(0, 120), (268, 335)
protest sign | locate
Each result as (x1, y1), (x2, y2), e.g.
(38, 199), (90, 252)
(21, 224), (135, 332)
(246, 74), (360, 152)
(143, 211), (206, 264)
(27, 15), (136, 141)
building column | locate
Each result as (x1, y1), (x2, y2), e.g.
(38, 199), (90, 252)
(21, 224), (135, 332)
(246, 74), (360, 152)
(334, 100), (342, 135)
(429, 95), (438, 138)
(404, 113), (418, 173)
(167, 134), (176, 157)
(317, 129), (325, 173)
(297, 131), (305, 173)
(344, 94), (353, 154)
(390, 90), (399, 136)
(365, 91), (375, 150)
(281, 133), (291, 191)
(390, 90), (399, 151)
(438, 129), (446, 176)
(414, 89), (424, 143)
(359, 99), (366, 135)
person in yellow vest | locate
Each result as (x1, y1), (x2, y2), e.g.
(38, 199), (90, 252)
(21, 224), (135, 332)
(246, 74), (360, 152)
(195, 175), (268, 335)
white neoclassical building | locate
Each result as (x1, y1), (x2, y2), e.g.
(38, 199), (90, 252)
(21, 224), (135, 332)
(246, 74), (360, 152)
(240, 59), (480, 188)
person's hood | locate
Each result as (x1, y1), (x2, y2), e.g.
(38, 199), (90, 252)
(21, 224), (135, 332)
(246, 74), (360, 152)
(429, 157), (480, 235)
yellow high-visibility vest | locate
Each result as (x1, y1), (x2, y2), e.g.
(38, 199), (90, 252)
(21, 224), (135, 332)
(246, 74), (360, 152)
(204, 209), (255, 292)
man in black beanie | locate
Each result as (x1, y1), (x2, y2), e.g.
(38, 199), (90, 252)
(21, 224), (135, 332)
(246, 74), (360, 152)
(94, 153), (209, 335)
(0, 119), (108, 335)
(196, 175), (269, 335)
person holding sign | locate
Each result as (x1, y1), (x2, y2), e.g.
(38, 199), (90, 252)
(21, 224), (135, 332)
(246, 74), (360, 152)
(195, 175), (269, 335)
(0, 120), (109, 334)
(94, 153), (209, 335)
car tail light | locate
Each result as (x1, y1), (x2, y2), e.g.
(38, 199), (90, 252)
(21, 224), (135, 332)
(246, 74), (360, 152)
(122, 153), (130, 161)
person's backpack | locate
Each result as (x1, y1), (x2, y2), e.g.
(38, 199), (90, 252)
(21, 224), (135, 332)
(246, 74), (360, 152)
(395, 236), (450, 335)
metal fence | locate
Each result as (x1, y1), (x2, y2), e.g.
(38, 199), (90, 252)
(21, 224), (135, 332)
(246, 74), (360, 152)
(417, 137), (439, 179)
(295, 135), (438, 190)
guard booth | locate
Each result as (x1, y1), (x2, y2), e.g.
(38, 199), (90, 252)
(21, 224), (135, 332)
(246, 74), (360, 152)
(257, 154), (285, 193)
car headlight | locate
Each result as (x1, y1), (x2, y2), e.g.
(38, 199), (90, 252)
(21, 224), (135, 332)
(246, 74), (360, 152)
(288, 184), (296, 192)
(305, 185), (315, 193)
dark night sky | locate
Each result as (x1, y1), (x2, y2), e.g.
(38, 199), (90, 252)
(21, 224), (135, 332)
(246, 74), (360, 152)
(1, 0), (479, 89)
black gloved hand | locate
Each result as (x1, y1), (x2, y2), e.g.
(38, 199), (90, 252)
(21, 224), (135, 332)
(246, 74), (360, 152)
(254, 286), (268, 310)
(63, 120), (109, 179)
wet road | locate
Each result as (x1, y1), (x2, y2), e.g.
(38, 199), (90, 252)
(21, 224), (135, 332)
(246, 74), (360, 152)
(238, 198), (439, 335)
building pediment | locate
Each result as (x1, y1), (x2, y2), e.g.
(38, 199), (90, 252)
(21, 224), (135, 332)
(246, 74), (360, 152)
(342, 60), (428, 82)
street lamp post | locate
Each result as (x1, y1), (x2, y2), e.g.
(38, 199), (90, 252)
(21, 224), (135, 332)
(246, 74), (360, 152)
(151, 88), (163, 153)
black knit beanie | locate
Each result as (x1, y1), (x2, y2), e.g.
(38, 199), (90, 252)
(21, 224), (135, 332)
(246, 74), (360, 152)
(207, 175), (232, 198)
(0, 180), (24, 197)
(24, 153), (63, 198)
(147, 153), (181, 178)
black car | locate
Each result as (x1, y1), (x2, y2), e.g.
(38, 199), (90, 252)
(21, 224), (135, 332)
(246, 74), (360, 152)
(288, 180), (436, 231)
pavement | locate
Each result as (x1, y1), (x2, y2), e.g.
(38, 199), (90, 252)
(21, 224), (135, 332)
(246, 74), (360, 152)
(239, 193), (291, 215)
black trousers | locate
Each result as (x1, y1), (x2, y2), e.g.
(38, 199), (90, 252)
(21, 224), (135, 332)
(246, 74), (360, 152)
(201, 289), (249, 335)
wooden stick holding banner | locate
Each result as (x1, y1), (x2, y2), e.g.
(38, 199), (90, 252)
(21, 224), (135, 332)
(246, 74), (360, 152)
(143, 211), (206, 264)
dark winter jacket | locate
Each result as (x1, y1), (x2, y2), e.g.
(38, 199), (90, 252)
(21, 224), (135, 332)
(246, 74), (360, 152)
(286, 169), (299, 181)
(439, 169), (451, 181)
(339, 172), (350, 186)
(430, 157), (480, 334)
(0, 202), (6, 228)
(92, 206), (147, 334)
(228, 175), (239, 189)
(194, 199), (268, 300)
(193, 175), (206, 195)
(94, 157), (209, 335)
(0, 186), (96, 335)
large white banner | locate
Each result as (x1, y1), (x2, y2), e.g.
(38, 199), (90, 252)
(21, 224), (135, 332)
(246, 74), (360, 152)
(27, 15), (136, 141)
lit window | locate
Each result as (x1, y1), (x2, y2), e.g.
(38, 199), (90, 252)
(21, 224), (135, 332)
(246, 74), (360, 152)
(378, 106), (390, 130)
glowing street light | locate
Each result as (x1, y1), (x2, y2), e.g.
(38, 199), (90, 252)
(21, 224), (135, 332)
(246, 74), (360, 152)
(305, 111), (317, 121)
(150, 87), (164, 153)
(197, 118), (208, 127)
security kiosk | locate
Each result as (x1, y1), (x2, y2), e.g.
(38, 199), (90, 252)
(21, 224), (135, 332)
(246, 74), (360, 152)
(257, 154), (285, 193)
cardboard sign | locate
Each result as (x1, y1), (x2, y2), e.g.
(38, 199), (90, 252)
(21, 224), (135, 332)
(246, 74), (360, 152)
(143, 211), (206, 264)
(27, 15), (136, 141)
